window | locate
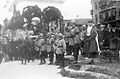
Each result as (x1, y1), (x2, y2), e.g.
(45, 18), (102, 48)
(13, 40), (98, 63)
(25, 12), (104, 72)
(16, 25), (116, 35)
(95, 2), (97, 9)
(99, 14), (103, 22)
(95, 14), (98, 23)
(118, 10), (120, 18)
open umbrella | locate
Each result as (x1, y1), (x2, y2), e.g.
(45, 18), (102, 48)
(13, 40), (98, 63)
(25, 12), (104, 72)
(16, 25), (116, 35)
(43, 6), (63, 23)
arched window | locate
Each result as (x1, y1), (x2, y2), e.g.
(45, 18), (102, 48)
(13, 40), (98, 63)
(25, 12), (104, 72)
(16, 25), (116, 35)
(95, 2), (97, 10)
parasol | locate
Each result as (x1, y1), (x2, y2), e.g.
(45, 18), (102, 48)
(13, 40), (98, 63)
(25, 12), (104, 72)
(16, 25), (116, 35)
(43, 6), (63, 23)
(22, 5), (42, 23)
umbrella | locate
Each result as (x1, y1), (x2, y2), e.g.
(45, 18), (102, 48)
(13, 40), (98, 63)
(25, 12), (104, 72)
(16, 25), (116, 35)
(43, 6), (63, 23)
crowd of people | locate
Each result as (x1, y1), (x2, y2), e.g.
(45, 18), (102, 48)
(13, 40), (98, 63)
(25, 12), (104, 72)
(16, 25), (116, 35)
(27, 21), (100, 68)
(0, 20), (120, 68)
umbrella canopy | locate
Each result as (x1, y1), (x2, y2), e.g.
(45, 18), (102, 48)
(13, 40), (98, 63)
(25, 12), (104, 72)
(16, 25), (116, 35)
(22, 5), (42, 23)
(43, 6), (63, 23)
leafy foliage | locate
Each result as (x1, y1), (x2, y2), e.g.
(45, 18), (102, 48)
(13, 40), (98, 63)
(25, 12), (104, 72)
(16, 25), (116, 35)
(5, 11), (24, 30)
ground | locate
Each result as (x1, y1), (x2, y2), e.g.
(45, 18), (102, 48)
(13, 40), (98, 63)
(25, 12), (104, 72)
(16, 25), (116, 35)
(0, 59), (72, 79)
(78, 57), (120, 71)
(0, 57), (120, 79)
(60, 57), (120, 79)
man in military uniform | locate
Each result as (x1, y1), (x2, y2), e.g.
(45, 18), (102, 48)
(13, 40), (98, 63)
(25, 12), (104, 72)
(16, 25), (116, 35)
(68, 22), (75, 56)
(37, 33), (46, 65)
(47, 33), (55, 65)
(21, 37), (30, 65)
(64, 25), (71, 55)
(73, 25), (81, 63)
(53, 33), (66, 68)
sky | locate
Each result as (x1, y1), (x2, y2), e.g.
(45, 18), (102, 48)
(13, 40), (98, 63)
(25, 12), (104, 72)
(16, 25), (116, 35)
(61, 0), (92, 19)
(0, 0), (92, 24)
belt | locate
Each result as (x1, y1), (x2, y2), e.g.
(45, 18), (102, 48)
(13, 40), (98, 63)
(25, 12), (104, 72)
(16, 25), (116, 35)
(58, 46), (63, 48)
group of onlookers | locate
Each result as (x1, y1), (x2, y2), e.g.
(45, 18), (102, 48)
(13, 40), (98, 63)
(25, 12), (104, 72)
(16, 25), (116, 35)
(34, 32), (66, 68)
(0, 21), (120, 67)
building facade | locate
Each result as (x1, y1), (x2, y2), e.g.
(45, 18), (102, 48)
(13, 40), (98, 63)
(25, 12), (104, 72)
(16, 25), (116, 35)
(91, 0), (100, 24)
(91, 0), (120, 26)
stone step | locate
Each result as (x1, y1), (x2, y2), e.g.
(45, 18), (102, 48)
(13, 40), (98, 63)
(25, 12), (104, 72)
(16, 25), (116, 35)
(60, 64), (120, 79)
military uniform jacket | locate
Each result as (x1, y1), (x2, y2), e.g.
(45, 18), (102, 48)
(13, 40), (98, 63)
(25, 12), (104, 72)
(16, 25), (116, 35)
(53, 38), (66, 54)
(37, 38), (46, 51)
(64, 31), (71, 44)
(69, 28), (75, 46)
(73, 26), (81, 44)
(46, 38), (54, 52)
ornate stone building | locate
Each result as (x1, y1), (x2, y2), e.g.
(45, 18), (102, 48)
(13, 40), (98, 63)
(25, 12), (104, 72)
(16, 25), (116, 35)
(91, 0), (100, 24)
(91, 0), (120, 26)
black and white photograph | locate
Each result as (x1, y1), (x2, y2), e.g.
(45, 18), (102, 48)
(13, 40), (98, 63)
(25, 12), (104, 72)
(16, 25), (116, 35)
(0, 0), (120, 79)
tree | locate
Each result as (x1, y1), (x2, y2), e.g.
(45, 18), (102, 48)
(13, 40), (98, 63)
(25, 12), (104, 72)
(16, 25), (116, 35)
(4, 11), (24, 30)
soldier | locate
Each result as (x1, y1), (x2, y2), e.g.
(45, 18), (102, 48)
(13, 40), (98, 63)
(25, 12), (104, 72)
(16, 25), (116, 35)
(37, 33), (46, 65)
(64, 25), (71, 55)
(47, 33), (54, 65)
(53, 33), (66, 68)
(68, 22), (75, 56)
(97, 25), (105, 50)
(0, 50), (3, 64)
(28, 38), (35, 62)
(73, 25), (81, 63)
(21, 37), (30, 65)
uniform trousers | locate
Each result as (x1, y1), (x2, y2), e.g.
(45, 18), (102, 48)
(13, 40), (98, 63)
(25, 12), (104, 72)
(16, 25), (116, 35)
(56, 53), (64, 68)
(40, 51), (46, 59)
(69, 45), (75, 55)
(66, 43), (71, 55)
(48, 51), (54, 63)
(73, 44), (80, 62)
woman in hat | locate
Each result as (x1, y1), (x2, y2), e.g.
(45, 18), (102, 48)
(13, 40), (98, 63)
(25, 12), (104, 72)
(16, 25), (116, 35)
(83, 23), (99, 64)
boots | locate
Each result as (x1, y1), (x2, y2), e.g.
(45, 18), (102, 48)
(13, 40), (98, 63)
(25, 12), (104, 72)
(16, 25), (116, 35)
(43, 58), (46, 64)
(39, 59), (43, 65)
